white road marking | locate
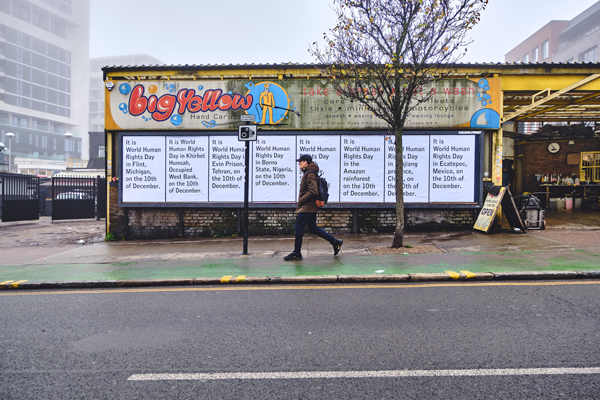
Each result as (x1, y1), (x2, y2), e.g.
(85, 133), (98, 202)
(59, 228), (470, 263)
(128, 367), (600, 381)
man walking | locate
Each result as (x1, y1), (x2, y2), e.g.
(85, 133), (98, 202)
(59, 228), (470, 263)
(284, 154), (343, 261)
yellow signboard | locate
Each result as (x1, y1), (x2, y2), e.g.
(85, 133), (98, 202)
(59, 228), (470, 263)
(474, 187), (505, 232)
(474, 186), (526, 233)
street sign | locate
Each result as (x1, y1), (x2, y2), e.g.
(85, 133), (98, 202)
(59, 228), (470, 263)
(238, 125), (257, 141)
(240, 115), (255, 122)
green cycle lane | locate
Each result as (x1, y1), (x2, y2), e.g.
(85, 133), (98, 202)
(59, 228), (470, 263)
(1, 249), (599, 283)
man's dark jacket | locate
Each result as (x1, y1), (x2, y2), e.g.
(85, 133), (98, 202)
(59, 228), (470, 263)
(296, 162), (320, 213)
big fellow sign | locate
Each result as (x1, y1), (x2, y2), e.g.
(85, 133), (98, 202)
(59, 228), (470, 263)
(107, 79), (501, 131)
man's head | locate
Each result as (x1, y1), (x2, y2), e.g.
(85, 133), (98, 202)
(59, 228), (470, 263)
(296, 154), (312, 169)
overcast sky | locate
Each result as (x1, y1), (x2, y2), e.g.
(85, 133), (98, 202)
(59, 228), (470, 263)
(89, 0), (599, 65)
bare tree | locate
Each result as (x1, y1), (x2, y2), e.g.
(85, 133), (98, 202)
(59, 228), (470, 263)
(311, 0), (488, 247)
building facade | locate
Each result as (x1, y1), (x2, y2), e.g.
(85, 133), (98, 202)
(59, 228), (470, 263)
(0, 0), (89, 175)
(102, 63), (600, 240)
(102, 64), (510, 239)
(504, 21), (569, 64)
(505, 1), (600, 63)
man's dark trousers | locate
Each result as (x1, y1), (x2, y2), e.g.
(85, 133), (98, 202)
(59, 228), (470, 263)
(294, 212), (335, 253)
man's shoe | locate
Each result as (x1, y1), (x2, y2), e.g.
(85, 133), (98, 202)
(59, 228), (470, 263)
(332, 239), (343, 256)
(284, 252), (303, 261)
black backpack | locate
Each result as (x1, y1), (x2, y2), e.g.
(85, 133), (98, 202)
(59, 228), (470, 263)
(306, 170), (329, 207)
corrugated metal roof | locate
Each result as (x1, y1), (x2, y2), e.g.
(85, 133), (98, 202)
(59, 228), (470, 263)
(102, 62), (320, 70)
(102, 61), (600, 70)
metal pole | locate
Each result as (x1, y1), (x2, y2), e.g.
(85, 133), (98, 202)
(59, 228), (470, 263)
(8, 137), (11, 173)
(243, 140), (250, 254)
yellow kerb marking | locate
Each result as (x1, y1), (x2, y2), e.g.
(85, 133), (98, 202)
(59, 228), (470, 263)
(236, 276), (247, 282)
(221, 276), (233, 283)
(446, 271), (460, 279)
(460, 270), (476, 279)
(1, 280), (15, 285)
(10, 280), (28, 288)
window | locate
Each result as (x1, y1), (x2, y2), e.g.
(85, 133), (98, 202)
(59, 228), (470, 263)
(32, 7), (49, 31)
(579, 46), (597, 63)
(542, 40), (549, 60)
(531, 47), (538, 63)
(50, 16), (66, 38)
(12, 0), (30, 22)
(0, 0), (10, 14)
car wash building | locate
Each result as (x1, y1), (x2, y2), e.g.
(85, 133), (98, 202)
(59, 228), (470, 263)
(102, 63), (600, 239)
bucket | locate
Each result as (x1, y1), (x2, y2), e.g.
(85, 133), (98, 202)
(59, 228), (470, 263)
(574, 198), (583, 210)
(565, 197), (573, 210)
(556, 198), (565, 210)
(549, 198), (557, 210)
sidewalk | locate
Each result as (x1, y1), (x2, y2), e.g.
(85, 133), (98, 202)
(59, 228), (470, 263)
(1, 215), (599, 289)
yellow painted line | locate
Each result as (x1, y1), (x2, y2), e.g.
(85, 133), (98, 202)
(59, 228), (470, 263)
(460, 270), (476, 279)
(446, 271), (460, 279)
(220, 276), (233, 283)
(9, 280), (28, 288)
(1, 280), (15, 285)
(2, 280), (600, 296)
(236, 275), (247, 282)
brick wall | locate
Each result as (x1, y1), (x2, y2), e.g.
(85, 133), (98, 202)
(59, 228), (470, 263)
(108, 194), (476, 239)
(406, 209), (477, 232)
(108, 185), (126, 239)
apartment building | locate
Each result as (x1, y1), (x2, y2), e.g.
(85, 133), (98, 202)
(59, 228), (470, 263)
(0, 0), (89, 175)
(505, 1), (600, 63)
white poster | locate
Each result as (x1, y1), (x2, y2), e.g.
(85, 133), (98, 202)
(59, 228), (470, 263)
(209, 136), (246, 202)
(121, 133), (479, 205)
(385, 135), (430, 203)
(122, 136), (166, 202)
(429, 135), (476, 202)
(251, 136), (296, 202)
(166, 136), (209, 202)
(340, 135), (385, 202)
(296, 135), (341, 203)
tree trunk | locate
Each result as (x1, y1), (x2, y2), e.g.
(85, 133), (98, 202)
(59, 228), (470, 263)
(392, 127), (404, 248)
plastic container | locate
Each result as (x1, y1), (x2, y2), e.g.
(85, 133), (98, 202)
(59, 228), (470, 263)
(549, 198), (557, 210)
(556, 198), (565, 210)
(565, 197), (573, 210)
(574, 198), (583, 210)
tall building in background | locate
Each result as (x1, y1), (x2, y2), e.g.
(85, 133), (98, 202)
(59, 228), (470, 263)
(0, 0), (89, 175)
(505, 1), (600, 63)
(89, 54), (163, 134)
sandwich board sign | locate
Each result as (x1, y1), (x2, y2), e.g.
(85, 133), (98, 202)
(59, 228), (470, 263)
(474, 186), (525, 233)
